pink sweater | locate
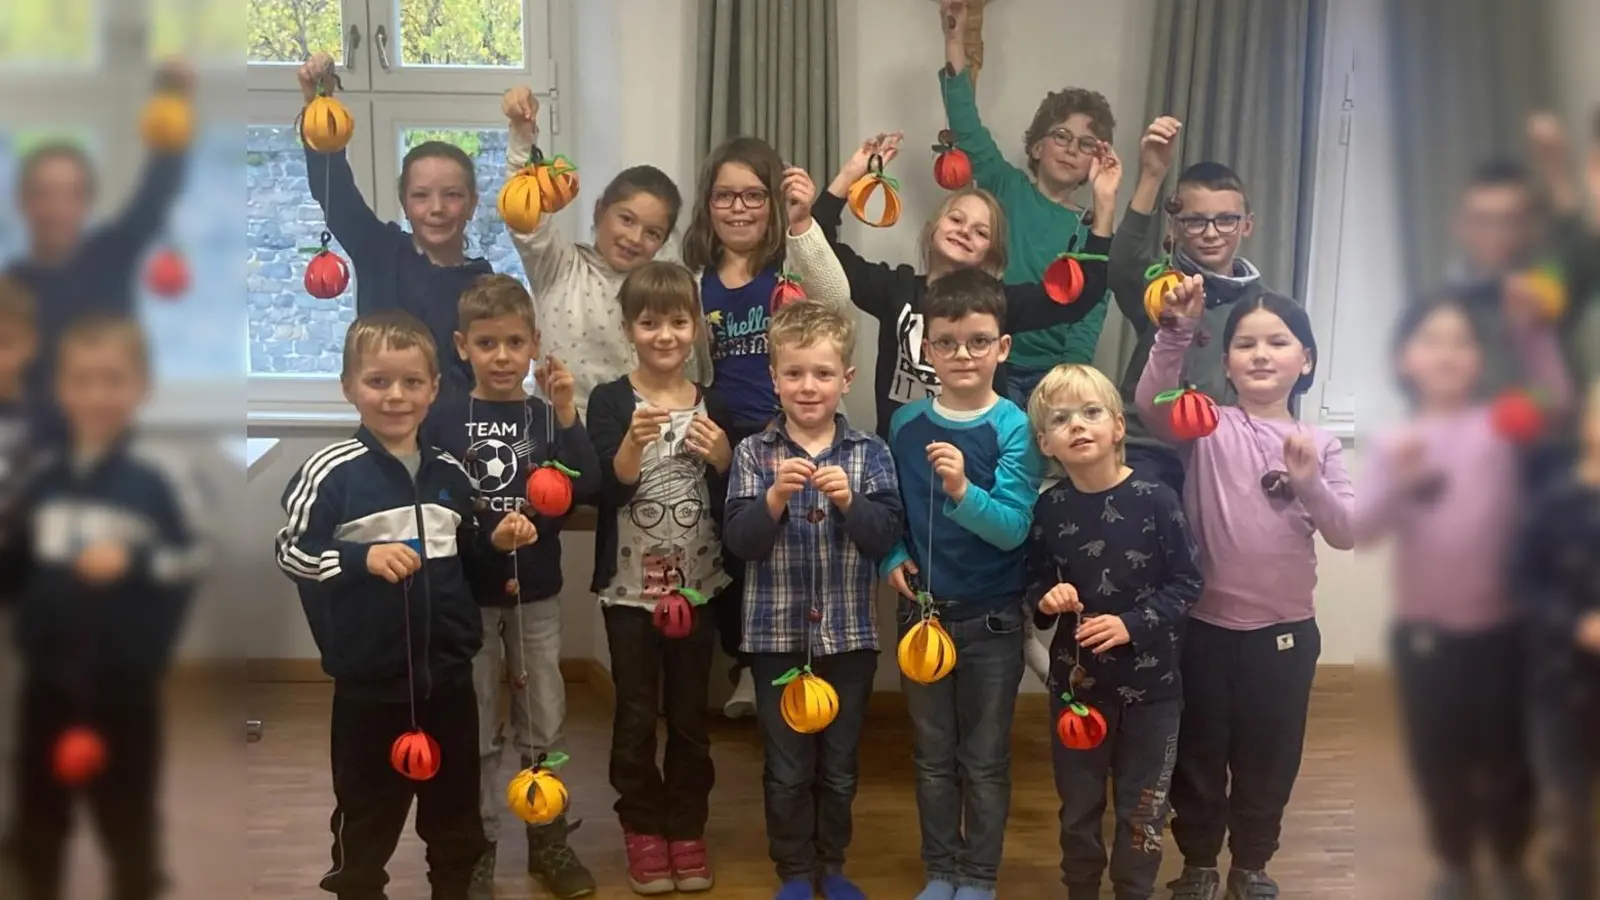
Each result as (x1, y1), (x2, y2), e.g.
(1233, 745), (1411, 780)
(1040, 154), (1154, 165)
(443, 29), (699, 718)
(1136, 319), (1355, 630)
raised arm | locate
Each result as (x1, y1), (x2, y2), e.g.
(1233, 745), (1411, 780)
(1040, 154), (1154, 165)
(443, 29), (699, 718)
(1006, 232), (1112, 334)
(779, 165), (851, 312)
(298, 54), (389, 272)
(94, 65), (192, 279)
(813, 139), (920, 321)
(503, 86), (578, 290)
(1288, 432), (1356, 551)
(1134, 275), (1203, 441)
(1109, 118), (1183, 331)
(937, 0), (1025, 197)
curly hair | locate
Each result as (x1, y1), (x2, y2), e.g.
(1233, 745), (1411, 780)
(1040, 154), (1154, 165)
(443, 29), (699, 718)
(1023, 88), (1116, 174)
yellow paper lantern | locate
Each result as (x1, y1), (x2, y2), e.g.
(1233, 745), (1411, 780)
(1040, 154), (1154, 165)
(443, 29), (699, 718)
(778, 669), (839, 734)
(140, 93), (193, 152)
(898, 615), (957, 685)
(300, 93), (355, 154)
(1143, 266), (1184, 325)
(506, 755), (570, 825)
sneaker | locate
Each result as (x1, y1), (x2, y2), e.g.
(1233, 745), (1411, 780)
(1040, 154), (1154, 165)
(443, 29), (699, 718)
(622, 830), (675, 895)
(724, 667), (756, 718)
(466, 844), (496, 900)
(527, 815), (596, 899)
(820, 872), (866, 900)
(1225, 869), (1279, 899)
(775, 878), (815, 900)
(1431, 869), (1478, 900)
(1167, 866), (1222, 900)
(668, 839), (714, 892)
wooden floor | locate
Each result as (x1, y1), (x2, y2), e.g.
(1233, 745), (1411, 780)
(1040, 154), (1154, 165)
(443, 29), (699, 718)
(230, 670), (1365, 899)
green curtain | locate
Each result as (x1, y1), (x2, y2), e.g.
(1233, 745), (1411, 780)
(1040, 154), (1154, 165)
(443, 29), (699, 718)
(1095, 0), (1328, 380)
(694, 0), (839, 182)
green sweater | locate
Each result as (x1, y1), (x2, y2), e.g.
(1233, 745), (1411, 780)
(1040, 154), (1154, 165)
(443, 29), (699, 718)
(939, 67), (1108, 369)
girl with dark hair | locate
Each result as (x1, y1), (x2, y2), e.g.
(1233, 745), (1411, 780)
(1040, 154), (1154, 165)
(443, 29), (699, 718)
(1354, 285), (1568, 900)
(1136, 277), (1354, 900)
(298, 52), (492, 392)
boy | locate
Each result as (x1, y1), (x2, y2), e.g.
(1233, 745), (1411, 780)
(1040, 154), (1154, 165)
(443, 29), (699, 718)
(882, 269), (1044, 900)
(421, 274), (601, 900)
(723, 300), (904, 900)
(587, 262), (735, 895)
(5, 316), (203, 900)
(1515, 379), (1600, 900)
(937, 0), (1119, 403)
(1108, 117), (1285, 492)
(1024, 363), (1203, 900)
(276, 311), (535, 900)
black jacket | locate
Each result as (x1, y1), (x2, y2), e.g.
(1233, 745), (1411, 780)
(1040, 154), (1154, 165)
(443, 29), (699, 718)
(11, 433), (201, 688)
(275, 427), (491, 702)
(586, 375), (734, 594)
(813, 190), (1111, 438)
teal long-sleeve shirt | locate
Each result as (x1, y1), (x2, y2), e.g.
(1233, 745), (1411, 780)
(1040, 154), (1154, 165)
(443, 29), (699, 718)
(939, 67), (1110, 370)
(881, 398), (1044, 618)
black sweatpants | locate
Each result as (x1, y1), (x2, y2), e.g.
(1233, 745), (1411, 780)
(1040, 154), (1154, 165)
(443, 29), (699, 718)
(1391, 621), (1532, 870)
(1170, 617), (1319, 872)
(603, 603), (716, 839)
(319, 680), (486, 900)
(8, 673), (163, 900)
(1530, 657), (1600, 900)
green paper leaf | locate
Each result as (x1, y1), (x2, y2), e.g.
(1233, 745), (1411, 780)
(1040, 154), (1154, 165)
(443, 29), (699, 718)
(297, 246), (326, 254)
(546, 460), (580, 478)
(1069, 702), (1089, 716)
(539, 751), (570, 770)
(1058, 691), (1074, 704)
(1143, 261), (1172, 281)
(1067, 253), (1110, 264)
(879, 174), (901, 192)
(678, 587), (708, 606)
(547, 153), (579, 172)
(1152, 388), (1185, 405)
(772, 667), (802, 686)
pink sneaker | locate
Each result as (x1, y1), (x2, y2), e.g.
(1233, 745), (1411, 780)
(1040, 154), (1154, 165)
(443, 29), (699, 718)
(668, 839), (714, 892)
(623, 831), (674, 895)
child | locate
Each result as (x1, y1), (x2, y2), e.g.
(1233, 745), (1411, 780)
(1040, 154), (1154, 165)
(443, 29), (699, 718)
(501, 86), (693, 413)
(275, 311), (536, 900)
(5, 62), (190, 443)
(587, 261), (735, 895)
(881, 269), (1044, 900)
(1109, 116), (1282, 494)
(1025, 363), (1203, 900)
(723, 300), (905, 900)
(1515, 379), (1600, 900)
(937, 0), (1118, 403)
(1136, 278), (1353, 900)
(0, 277), (38, 598)
(421, 274), (601, 899)
(4, 316), (202, 900)
(792, 131), (1119, 439)
(1354, 286), (1567, 900)
(679, 137), (851, 716)
(299, 52), (494, 393)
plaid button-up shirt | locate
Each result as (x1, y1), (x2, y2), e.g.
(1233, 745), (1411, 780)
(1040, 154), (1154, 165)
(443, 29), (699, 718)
(723, 414), (904, 656)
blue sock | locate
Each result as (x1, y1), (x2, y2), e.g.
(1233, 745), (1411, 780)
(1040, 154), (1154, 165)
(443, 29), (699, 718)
(952, 887), (995, 900)
(915, 880), (957, 900)
(775, 877), (813, 900)
(819, 873), (866, 900)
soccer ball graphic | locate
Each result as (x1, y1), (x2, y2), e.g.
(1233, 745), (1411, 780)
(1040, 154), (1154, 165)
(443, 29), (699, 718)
(467, 439), (519, 493)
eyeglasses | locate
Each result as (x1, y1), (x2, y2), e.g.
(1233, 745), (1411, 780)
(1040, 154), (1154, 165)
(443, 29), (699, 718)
(1043, 404), (1110, 430)
(1174, 214), (1246, 237)
(927, 335), (999, 359)
(710, 188), (769, 210)
(1045, 128), (1101, 156)
(629, 498), (705, 531)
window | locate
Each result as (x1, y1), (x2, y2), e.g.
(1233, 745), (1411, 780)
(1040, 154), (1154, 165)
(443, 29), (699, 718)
(0, 0), (98, 68)
(245, 0), (565, 417)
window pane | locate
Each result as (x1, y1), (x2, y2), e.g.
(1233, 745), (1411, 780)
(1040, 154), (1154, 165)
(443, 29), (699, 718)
(397, 127), (523, 282)
(398, 0), (523, 69)
(247, 125), (356, 376)
(0, 0), (96, 67)
(152, 0), (245, 64)
(249, 0), (344, 67)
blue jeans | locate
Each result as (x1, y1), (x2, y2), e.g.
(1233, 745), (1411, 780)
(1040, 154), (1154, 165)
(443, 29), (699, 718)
(899, 600), (1027, 889)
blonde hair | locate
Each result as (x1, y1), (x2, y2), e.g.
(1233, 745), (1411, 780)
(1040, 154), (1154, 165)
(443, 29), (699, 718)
(920, 186), (1009, 279)
(341, 311), (438, 382)
(1027, 363), (1126, 470)
(619, 260), (703, 325)
(0, 277), (36, 328)
(59, 315), (148, 374)
(768, 300), (856, 366)
(458, 273), (536, 333)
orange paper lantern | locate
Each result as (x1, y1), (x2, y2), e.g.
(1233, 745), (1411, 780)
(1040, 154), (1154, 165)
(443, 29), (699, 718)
(526, 462), (578, 517)
(53, 726), (107, 787)
(144, 248), (189, 298)
(1056, 695), (1107, 750)
(931, 130), (972, 191)
(390, 730), (442, 781)
(1154, 385), (1219, 441)
(847, 154), (901, 228)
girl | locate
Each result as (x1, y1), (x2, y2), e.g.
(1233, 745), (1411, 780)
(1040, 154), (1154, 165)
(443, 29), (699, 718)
(678, 136), (850, 716)
(1354, 283), (1566, 900)
(1135, 277), (1354, 900)
(586, 262), (734, 895)
(299, 52), (491, 394)
(501, 86), (690, 414)
(792, 131), (1120, 441)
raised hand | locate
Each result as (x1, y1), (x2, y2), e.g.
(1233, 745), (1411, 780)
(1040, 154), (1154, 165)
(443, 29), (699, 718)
(940, 0), (967, 38)
(1139, 116), (1182, 181)
(1090, 144), (1123, 204)
(782, 166), (818, 231)
(1526, 111), (1569, 171)
(535, 356), (576, 425)
(837, 132), (904, 190)
(502, 85), (539, 130)
(1283, 431), (1320, 483)
(1163, 273), (1206, 321)
(298, 51), (337, 103)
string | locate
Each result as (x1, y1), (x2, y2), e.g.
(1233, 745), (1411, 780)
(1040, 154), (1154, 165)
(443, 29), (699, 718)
(403, 575), (416, 730)
(512, 392), (538, 769)
(922, 464), (937, 618)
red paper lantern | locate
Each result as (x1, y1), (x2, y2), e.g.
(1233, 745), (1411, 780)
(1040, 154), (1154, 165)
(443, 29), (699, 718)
(1154, 386), (1219, 441)
(526, 464), (575, 517)
(390, 730), (442, 781)
(652, 587), (707, 639)
(53, 726), (107, 787)
(305, 250), (351, 299)
(1055, 696), (1107, 750)
(1490, 390), (1545, 445)
(1043, 256), (1085, 305)
(931, 130), (972, 191)
(144, 248), (189, 298)
(770, 272), (807, 312)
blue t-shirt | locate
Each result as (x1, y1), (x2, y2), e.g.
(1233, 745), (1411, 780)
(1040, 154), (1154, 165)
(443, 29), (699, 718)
(701, 266), (779, 426)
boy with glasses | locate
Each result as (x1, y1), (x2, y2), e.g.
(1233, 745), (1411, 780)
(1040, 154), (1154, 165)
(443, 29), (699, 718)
(1106, 115), (1289, 493)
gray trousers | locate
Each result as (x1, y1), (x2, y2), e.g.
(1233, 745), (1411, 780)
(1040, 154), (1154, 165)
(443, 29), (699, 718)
(472, 601), (565, 843)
